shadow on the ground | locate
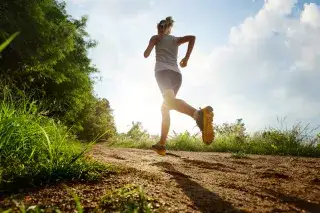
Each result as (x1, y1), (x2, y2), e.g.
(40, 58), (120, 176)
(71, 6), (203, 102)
(165, 153), (181, 158)
(153, 162), (244, 213)
(265, 189), (320, 213)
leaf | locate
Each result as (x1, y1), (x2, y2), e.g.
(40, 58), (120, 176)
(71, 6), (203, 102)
(0, 32), (20, 53)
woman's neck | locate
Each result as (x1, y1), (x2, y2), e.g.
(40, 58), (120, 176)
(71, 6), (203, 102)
(158, 30), (170, 36)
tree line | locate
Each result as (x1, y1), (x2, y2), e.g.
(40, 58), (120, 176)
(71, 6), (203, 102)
(0, 0), (116, 141)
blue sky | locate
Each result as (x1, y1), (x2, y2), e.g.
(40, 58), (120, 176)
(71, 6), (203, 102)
(65, 0), (320, 135)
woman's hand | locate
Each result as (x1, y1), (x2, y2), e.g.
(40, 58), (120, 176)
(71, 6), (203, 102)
(179, 57), (189, 68)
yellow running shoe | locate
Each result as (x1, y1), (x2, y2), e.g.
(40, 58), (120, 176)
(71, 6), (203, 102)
(151, 143), (166, 156)
(195, 106), (215, 145)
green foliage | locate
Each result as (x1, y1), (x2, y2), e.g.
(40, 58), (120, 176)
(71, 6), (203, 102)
(3, 200), (48, 213)
(67, 187), (84, 213)
(109, 122), (154, 149)
(0, 99), (116, 192)
(215, 118), (247, 137)
(231, 151), (249, 159)
(0, 0), (116, 139)
(99, 184), (154, 213)
(3, 184), (156, 212)
(126, 122), (150, 140)
(214, 118), (247, 144)
(2, 187), (84, 212)
(167, 131), (205, 152)
(0, 32), (20, 52)
(78, 98), (116, 141)
(110, 119), (320, 157)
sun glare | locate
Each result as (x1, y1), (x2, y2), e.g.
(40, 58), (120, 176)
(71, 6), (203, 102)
(113, 81), (198, 136)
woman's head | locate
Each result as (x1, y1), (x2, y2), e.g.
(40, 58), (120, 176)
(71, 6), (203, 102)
(157, 16), (174, 35)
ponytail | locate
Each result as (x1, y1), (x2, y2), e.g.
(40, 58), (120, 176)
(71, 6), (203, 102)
(157, 16), (174, 33)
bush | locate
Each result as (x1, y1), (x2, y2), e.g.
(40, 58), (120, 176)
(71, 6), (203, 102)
(0, 98), (115, 192)
(108, 122), (155, 149)
(108, 119), (320, 157)
(78, 98), (116, 141)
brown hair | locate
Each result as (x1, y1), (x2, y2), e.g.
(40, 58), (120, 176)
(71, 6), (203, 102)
(157, 16), (174, 34)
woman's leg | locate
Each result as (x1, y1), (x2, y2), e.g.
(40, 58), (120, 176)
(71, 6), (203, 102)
(158, 89), (198, 146)
(159, 102), (170, 146)
(162, 89), (197, 118)
(152, 70), (214, 156)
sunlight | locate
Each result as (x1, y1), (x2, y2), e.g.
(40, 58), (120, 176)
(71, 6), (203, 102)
(112, 82), (162, 134)
(112, 81), (198, 136)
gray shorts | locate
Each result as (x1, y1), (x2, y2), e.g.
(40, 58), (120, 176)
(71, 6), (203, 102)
(155, 70), (182, 95)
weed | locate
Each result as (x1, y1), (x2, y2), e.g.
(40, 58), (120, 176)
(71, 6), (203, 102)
(99, 184), (155, 213)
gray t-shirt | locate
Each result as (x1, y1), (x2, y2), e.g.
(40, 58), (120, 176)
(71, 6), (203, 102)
(152, 35), (181, 73)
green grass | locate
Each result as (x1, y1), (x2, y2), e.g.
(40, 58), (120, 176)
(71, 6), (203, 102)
(0, 97), (116, 193)
(108, 120), (320, 157)
(3, 184), (157, 213)
(0, 32), (20, 52)
(231, 151), (249, 159)
(99, 184), (156, 213)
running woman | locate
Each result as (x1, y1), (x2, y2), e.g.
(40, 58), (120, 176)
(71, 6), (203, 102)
(143, 16), (214, 156)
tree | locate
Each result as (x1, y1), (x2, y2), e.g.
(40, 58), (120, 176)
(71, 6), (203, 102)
(0, 0), (116, 140)
(215, 118), (247, 138)
(126, 122), (149, 140)
(78, 98), (117, 141)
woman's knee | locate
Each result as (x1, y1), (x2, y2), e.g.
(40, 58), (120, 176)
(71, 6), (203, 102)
(161, 103), (170, 117)
(162, 90), (176, 107)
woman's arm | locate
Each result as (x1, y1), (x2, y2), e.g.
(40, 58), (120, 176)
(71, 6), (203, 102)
(177, 35), (196, 68)
(144, 35), (160, 58)
(177, 35), (196, 60)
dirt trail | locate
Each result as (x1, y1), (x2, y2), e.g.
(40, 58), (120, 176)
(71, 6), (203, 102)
(92, 145), (320, 213)
(1, 145), (319, 213)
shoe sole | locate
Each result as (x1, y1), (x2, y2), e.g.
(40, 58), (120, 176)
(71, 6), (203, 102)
(152, 147), (166, 156)
(202, 106), (214, 145)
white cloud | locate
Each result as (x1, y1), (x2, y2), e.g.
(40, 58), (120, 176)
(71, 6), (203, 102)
(264, 0), (297, 15)
(301, 3), (320, 27)
(194, 0), (320, 132)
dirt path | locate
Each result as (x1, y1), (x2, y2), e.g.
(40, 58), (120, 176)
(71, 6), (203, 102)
(91, 145), (320, 213)
(1, 145), (319, 213)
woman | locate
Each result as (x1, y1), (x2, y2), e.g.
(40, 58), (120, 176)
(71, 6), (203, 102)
(143, 16), (214, 156)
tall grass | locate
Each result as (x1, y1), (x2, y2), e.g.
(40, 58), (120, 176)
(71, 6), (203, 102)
(108, 121), (157, 149)
(0, 94), (115, 193)
(108, 119), (320, 157)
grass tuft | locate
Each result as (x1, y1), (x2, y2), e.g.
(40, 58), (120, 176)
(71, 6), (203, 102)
(0, 98), (116, 193)
(99, 184), (155, 213)
(231, 151), (249, 159)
